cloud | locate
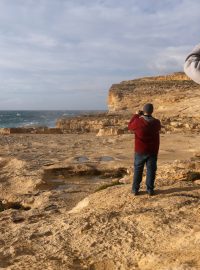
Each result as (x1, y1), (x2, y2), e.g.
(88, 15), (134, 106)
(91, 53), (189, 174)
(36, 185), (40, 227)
(0, 0), (199, 109)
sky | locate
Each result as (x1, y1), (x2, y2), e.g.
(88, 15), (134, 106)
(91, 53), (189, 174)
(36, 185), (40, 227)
(0, 0), (199, 110)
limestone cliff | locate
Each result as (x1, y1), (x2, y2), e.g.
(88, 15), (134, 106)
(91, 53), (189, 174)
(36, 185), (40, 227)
(56, 72), (200, 135)
(108, 72), (200, 117)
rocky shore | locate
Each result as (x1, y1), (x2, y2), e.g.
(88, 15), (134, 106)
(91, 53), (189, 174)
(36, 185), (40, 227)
(1, 72), (200, 269)
(55, 72), (200, 135)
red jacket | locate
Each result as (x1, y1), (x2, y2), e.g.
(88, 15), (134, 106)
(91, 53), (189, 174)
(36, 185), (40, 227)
(128, 114), (161, 154)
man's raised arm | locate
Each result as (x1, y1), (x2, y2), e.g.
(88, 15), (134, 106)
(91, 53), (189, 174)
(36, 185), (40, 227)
(128, 113), (140, 131)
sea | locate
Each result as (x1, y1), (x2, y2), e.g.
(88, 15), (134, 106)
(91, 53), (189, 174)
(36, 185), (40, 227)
(0, 110), (105, 128)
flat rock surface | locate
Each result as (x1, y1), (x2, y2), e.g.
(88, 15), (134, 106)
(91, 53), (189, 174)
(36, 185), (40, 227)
(0, 133), (200, 269)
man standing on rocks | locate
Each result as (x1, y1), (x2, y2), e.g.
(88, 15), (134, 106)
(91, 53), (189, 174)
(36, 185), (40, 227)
(128, 103), (161, 196)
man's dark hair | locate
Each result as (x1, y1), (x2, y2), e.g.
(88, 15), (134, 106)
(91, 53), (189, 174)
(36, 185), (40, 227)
(143, 103), (154, 114)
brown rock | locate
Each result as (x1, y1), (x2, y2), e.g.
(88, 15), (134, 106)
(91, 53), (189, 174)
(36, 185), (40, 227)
(97, 127), (124, 136)
(0, 128), (63, 134)
(107, 72), (200, 118)
(56, 113), (129, 134)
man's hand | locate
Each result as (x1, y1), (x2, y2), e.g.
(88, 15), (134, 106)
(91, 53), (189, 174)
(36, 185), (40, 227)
(136, 110), (143, 115)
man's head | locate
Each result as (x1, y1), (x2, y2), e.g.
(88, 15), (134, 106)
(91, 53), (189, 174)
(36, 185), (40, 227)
(143, 103), (154, 115)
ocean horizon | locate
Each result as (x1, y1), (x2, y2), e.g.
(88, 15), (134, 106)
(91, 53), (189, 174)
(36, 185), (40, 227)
(0, 110), (106, 128)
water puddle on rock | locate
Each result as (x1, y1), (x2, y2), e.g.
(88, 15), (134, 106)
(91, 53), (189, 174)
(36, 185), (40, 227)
(39, 164), (127, 194)
(41, 176), (115, 192)
(75, 156), (115, 163)
(99, 156), (114, 162)
(75, 156), (89, 163)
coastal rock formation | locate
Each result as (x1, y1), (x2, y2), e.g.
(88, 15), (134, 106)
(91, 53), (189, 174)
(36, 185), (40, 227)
(56, 113), (129, 134)
(1, 71), (200, 269)
(0, 127), (63, 135)
(56, 113), (200, 135)
(2, 72), (198, 136)
(55, 72), (200, 135)
(97, 127), (125, 136)
(108, 72), (200, 117)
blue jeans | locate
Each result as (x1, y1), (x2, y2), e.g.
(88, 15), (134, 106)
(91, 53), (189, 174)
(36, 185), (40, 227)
(132, 153), (157, 192)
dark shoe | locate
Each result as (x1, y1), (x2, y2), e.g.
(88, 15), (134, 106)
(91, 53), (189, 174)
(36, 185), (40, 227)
(132, 190), (139, 196)
(147, 190), (154, 196)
